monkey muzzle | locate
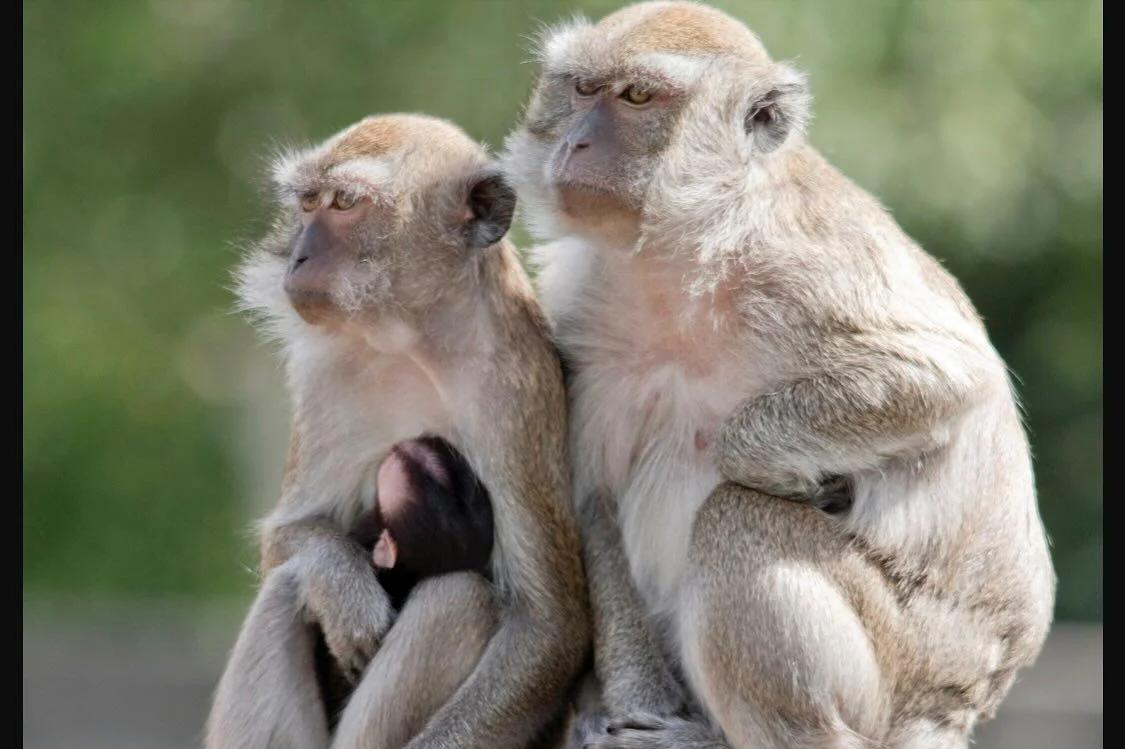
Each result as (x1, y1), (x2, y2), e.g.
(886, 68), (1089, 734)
(551, 102), (618, 194)
(285, 219), (344, 323)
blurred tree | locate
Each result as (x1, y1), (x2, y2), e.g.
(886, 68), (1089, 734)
(23, 0), (1101, 620)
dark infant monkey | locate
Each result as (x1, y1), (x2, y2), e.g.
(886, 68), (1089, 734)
(351, 435), (495, 608)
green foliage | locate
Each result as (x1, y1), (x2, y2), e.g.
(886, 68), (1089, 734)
(24, 0), (1101, 619)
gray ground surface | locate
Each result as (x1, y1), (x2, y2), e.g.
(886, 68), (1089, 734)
(23, 609), (1100, 749)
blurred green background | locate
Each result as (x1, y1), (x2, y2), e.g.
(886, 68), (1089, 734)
(24, 0), (1101, 622)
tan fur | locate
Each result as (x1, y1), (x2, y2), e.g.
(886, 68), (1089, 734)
(208, 114), (589, 749)
(326, 117), (408, 164)
(504, 4), (1054, 748)
(601, 2), (768, 61)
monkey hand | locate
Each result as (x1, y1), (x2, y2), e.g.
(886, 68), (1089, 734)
(296, 551), (395, 682)
(715, 418), (854, 512)
(582, 712), (726, 749)
(718, 457), (854, 515)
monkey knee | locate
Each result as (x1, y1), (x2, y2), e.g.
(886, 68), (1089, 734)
(408, 571), (496, 615)
(683, 564), (887, 745)
(399, 572), (498, 647)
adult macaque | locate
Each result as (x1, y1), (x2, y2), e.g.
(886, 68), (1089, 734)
(503, 3), (1055, 747)
(206, 114), (589, 749)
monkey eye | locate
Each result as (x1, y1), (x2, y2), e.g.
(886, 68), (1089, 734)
(574, 79), (601, 97)
(620, 86), (653, 106)
(299, 192), (320, 212)
(332, 190), (357, 211)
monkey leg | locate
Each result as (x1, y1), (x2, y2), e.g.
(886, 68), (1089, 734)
(331, 571), (499, 749)
(205, 561), (330, 749)
(679, 483), (898, 749)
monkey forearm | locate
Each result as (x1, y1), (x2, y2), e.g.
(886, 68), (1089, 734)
(581, 495), (686, 716)
(260, 514), (395, 679)
(717, 357), (983, 498)
(260, 514), (356, 573)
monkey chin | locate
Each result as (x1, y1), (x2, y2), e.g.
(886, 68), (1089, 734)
(285, 286), (342, 327)
(555, 184), (642, 247)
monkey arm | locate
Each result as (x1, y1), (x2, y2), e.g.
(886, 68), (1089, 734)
(254, 425), (397, 678)
(260, 514), (396, 682)
(716, 333), (1000, 501)
(580, 492), (687, 717)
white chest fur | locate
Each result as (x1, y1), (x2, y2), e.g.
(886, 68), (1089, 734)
(541, 241), (765, 619)
(573, 362), (741, 618)
(277, 326), (451, 527)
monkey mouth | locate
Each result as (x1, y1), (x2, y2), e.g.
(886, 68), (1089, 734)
(285, 288), (338, 325)
(554, 179), (614, 194)
(554, 182), (638, 220)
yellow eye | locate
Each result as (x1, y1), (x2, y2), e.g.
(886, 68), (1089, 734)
(621, 86), (653, 106)
(300, 192), (320, 212)
(575, 80), (600, 97)
(332, 191), (357, 211)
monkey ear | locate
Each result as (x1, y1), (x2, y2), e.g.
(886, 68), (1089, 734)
(372, 529), (398, 569)
(743, 64), (811, 153)
(463, 170), (517, 248)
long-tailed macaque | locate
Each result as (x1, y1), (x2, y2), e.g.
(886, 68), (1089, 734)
(503, 3), (1055, 747)
(206, 114), (589, 749)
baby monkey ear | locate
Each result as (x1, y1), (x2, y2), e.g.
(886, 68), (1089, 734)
(372, 528), (399, 570)
(744, 63), (811, 154)
(463, 169), (517, 248)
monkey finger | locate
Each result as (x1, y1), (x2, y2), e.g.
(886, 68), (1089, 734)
(583, 729), (674, 749)
(812, 473), (854, 514)
(605, 711), (683, 733)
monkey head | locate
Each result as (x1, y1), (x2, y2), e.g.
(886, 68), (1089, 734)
(504, 1), (810, 250)
(352, 436), (494, 604)
(238, 115), (516, 336)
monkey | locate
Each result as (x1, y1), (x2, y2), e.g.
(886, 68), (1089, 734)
(205, 114), (589, 749)
(502, 3), (1056, 748)
(313, 434), (496, 724)
(349, 436), (494, 610)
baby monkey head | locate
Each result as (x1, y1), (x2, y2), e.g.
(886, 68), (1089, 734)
(351, 436), (495, 606)
(239, 114), (515, 330)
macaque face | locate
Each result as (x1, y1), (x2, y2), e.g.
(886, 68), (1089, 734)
(256, 115), (516, 329)
(540, 72), (684, 218)
(505, 3), (781, 246)
(354, 436), (494, 591)
(281, 186), (394, 325)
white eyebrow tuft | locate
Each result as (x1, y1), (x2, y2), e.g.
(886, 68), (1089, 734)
(633, 53), (710, 86)
(328, 156), (397, 199)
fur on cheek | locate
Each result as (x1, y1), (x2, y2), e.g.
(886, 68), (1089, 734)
(331, 260), (388, 314)
(233, 250), (303, 345)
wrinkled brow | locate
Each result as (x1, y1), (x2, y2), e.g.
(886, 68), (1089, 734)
(270, 154), (397, 204)
(546, 52), (711, 93)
